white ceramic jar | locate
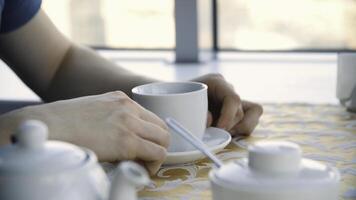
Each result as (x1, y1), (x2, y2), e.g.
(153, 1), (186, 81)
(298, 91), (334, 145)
(0, 120), (150, 200)
(0, 120), (109, 200)
(209, 141), (340, 200)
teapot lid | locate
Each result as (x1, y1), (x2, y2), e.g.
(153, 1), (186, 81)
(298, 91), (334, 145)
(213, 141), (340, 189)
(0, 120), (87, 175)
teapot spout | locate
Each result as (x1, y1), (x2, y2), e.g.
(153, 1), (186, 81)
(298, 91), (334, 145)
(109, 161), (150, 200)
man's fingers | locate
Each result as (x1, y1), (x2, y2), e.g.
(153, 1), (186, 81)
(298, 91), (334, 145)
(136, 138), (167, 175)
(241, 100), (263, 111)
(136, 104), (168, 131)
(230, 101), (263, 136)
(217, 94), (243, 130)
(130, 117), (170, 148)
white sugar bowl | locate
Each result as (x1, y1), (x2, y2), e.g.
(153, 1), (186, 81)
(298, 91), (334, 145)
(209, 141), (340, 200)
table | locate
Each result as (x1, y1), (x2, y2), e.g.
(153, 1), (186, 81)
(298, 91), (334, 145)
(135, 103), (356, 200)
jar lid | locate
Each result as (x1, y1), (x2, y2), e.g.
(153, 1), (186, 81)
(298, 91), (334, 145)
(213, 141), (340, 190)
(0, 120), (87, 175)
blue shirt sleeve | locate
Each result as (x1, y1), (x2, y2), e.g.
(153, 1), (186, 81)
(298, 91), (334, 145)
(0, 0), (42, 33)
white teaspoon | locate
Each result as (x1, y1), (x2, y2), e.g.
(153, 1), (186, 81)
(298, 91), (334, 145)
(165, 117), (223, 168)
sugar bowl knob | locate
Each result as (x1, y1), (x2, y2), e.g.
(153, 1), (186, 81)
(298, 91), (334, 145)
(12, 120), (48, 149)
(248, 141), (302, 175)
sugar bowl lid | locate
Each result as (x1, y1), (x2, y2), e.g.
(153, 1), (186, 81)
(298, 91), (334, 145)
(0, 120), (87, 175)
(213, 141), (340, 190)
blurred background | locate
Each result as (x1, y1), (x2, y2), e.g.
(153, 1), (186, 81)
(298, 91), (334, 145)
(1, 0), (356, 105)
(42, 0), (356, 50)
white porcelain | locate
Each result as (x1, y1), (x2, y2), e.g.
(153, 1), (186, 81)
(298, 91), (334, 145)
(164, 127), (231, 165)
(0, 120), (149, 200)
(337, 52), (356, 112)
(109, 162), (150, 200)
(132, 82), (208, 152)
(209, 141), (340, 200)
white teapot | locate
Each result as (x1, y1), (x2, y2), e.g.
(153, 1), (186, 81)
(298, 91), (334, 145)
(0, 120), (150, 200)
(209, 141), (340, 200)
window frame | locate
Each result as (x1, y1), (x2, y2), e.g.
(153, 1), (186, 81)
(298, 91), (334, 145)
(90, 0), (356, 53)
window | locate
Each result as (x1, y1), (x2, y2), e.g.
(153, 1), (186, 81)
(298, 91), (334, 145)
(218, 0), (356, 50)
(42, 0), (175, 49)
(43, 0), (356, 51)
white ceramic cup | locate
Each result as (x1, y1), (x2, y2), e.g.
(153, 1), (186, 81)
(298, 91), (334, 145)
(132, 82), (208, 152)
(337, 52), (356, 111)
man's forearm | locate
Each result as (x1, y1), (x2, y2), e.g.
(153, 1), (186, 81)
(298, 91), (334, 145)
(0, 9), (154, 102)
(43, 44), (157, 101)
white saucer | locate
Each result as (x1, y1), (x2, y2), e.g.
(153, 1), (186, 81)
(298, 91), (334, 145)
(163, 127), (232, 165)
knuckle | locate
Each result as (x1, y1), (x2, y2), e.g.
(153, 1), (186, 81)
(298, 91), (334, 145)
(229, 94), (241, 103)
(250, 103), (263, 116)
(158, 118), (169, 131)
(155, 146), (167, 161)
(209, 73), (224, 80)
(119, 112), (135, 125)
(109, 90), (126, 97)
(105, 91), (135, 108)
(117, 96), (134, 106)
(236, 108), (244, 118)
(160, 130), (171, 148)
(256, 104), (264, 116)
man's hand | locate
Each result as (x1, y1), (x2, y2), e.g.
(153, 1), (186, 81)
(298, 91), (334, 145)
(1, 91), (169, 175)
(192, 74), (263, 136)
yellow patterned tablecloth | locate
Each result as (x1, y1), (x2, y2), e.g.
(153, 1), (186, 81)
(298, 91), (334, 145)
(137, 103), (356, 200)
